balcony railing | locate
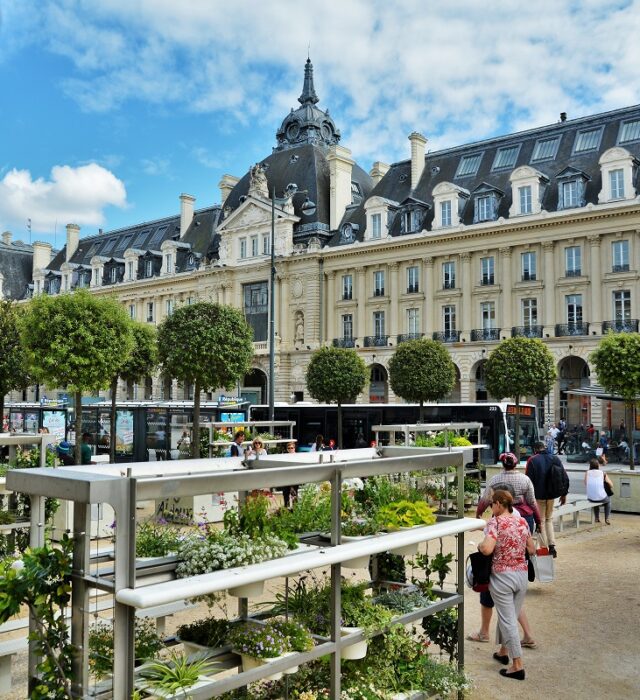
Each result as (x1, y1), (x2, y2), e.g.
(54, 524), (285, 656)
(480, 276), (495, 286)
(373, 288), (385, 297)
(470, 328), (501, 342)
(332, 337), (356, 348)
(397, 333), (424, 344)
(342, 292), (352, 300)
(612, 264), (630, 273)
(406, 285), (419, 294)
(363, 335), (390, 347)
(555, 322), (590, 337)
(521, 272), (536, 281)
(602, 319), (639, 333)
(432, 331), (460, 343)
(443, 281), (456, 290)
(565, 269), (582, 277)
(511, 325), (543, 338)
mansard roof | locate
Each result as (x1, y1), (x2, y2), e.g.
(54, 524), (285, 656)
(0, 238), (34, 300)
(330, 103), (640, 245)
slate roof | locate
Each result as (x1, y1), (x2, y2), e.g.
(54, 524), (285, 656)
(330, 104), (640, 245)
(0, 239), (35, 300)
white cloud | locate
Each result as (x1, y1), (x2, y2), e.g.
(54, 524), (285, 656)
(0, 163), (127, 234)
(4, 0), (640, 166)
(140, 157), (171, 176)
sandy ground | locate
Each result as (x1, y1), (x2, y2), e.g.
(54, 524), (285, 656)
(3, 512), (640, 699)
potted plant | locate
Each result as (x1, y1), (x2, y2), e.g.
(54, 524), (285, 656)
(228, 621), (291, 681)
(376, 501), (436, 556)
(89, 619), (164, 679)
(176, 616), (231, 656)
(135, 519), (182, 559)
(137, 651), (219, 698)
(340, 517), (380, 569)
(269, 618), (314, 674)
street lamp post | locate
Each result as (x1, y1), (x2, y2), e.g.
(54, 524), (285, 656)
(268, 184), (316, 421)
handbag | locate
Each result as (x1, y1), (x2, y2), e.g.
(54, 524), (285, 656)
(604, 478), (614, 497)
(466, 551), (493, 592)
(526, 552), (535, 582)
(531, 536), (555, 583)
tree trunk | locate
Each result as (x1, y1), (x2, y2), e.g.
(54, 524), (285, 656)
(0, 393), (5, 433)
(75, 391), (83, 465)
(337, 400), (343, 449)
(514, 396), (521, 460)
(192, 380), (200, 459)
(109, 377), (118, 464)
(629, 401), (635, 470)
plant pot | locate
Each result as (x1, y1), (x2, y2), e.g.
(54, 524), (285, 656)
(281, 650), (299, 675)
(389, 526), (420, 557)
(228, 580), (265, 598)
(340, 626), (368, 660)
(341, 535), (372, 569)
(239, 653), (283, 681)
(180, 640), (210, 656)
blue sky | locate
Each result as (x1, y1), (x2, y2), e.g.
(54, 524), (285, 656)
(1, 0), (640, 246)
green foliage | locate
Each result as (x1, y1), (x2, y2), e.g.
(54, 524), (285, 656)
(269, 618), (314, 652)
(19, 289), (133, 394)
(0, 300), (30, 429)
(414, 430), (472, 447)
(485, 336), (556, 401)
(0, 535), (74, 699)
(177, 617), (232, 649)
(341, 518), (379, 536)
(158, 302), (253, 393)
(224, 494), (298, 548)
(376, 501), (436, 530)
(388, 338), (455, 405)
(374, 589), (432, 613)
(118, 321), (158, 384)
(413, 551), (454, 588)
(89, 619), (164, 679)
(306, 347), (367, 405)
(371, 552), (407, 584)
(421, 607), (458, 662)
(135, 519), (182, 558)
(138, 651), (219, 693)
(354, 475), (422, 517)
(228, 621), (291, 659)
(268, 484), (332, 534)
(591, 332), (640, 401)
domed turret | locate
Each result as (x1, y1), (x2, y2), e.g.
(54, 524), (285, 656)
(275, 58), (341, 151)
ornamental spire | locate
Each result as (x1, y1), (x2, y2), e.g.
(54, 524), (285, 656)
(298, 57), (319, 105)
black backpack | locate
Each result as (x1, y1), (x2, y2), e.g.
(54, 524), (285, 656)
(545, 454), (570, 498)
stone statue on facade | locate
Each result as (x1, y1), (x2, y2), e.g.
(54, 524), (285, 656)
(294, 311), (305, 343)
(248, 163), (269, 198)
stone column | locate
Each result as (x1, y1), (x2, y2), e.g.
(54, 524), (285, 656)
(424, 257), (435, 337)
(389, 262), (399, 339)
(589, 235), (603, 334)
(325, 271), (336, 342)
(500, 247), (513, 333)
(543, 242), (556, 337)
(461, 253), (472, 339)
(356, 267), (366, 342)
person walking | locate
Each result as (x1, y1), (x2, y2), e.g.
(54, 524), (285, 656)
(477, 489), (536, 681)
(229, 430), (246, 457)
(525, 441), (568, 558)
(585, 458), (613, 524)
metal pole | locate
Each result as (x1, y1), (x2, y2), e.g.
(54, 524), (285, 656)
(269, 188), (276, 422)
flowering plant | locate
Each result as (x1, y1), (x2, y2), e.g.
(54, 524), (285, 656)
(135, 519), (183, 558)
(269, 618), (314, 652)
(228, 622), (291, 659)
(341, 518), (379, 537)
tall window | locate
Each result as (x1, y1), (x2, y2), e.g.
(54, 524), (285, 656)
(110, 267), (118, 283)
(443, 261), (456, 289)
(373, 311), (385, 337)
(127, 261), (134, 281)
(147, 302), (154, 323)
(562, 180), (579, 208)
(565, 246), (581, 276)
(407, 266), (419, 293)
(145, 259), (153, 278)
(519, 185), (532, 214)
(522, 251), (537, 281)
(443, 306), (456, 335)
(522, 298), (538, 327)
(371, 213), (382, 239)
(613, 290), (631, 320)
(407, 308), (419, 335)
(342, 274), (353, 300)
(612, 240), (629, 272)
(481, 256), (495, 285)
(262, 235), (270, 255)
(129, 304), (136, 320)
(374, 270), (385, 296)
(610, 169), (625, 199)
(476, 195), (493, 222)
(240, 238), (247, 259)
(566, 294), (583, 325)
(166, 299), (174, 316)
(94, 269), (100, 285)
(243, 282), (268, 342)
(251, 236), (259, 257)
(342, 313), (353, 339)
(481, 301), (495, 330)
(165, 253), (173, 274)
(440, 200), (452, 227)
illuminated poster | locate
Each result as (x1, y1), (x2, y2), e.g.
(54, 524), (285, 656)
(43, 411), (66, 442)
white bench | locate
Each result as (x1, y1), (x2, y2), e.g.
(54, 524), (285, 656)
(553, 500), (599, 531)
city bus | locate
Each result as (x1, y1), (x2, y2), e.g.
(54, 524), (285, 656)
(249, 402), (539, 464)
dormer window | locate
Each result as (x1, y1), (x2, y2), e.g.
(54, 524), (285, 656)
(165, 253), (173, 274)
(432, 182), (469, 230)
(403, 210), (419, 233)
(509, 166), (548, 217)
(573, 127), (603, 153)
(556, 167), (589, 210)
(562, 180), (579, 207)
(618, 119), (640, 145)
(476, 195), (493, 221)
(598, 147), (637, 204)
(455, 153), (483, 178)
(472, 184), (503, 223)
(110, 267), (118, 283)
(145, 259), (153, 278)
(531, 136), (560, 163)
(127, 261), (135, 281)
(492, 145), (520, 171)
(371, 213), (382, 239)
(364, 195), (396, 242)
(440, 200), (452, 227)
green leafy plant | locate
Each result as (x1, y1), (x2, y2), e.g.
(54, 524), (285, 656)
(413, 551), (454, 589)
(228, 622), (291, 659)
(374, 589), (431, 614)
(376, 501), (436, 530)
(341, 518), (379, 536)
(354, 475), (422, 517)
(269, 618), (314, 652)
(138, 651), (219, 695)
(177, 616), (232, 649)
(89, 619), (164, 679)
(135, 519), (182, 558)
(224, 494), (298, 549)
(422, 607), (459, 662)
(268, 484), (332, 534)
(371, 552), (407, 584)
(0, 510), (14, 525)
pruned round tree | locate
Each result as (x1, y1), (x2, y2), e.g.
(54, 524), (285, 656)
(0, 300), (30, 433)
(591, 332), (640, 469)
(108, 321), (158, 463)
(20, 290), (134, 464)
(306, 346), (367, 448)
(388, 338), (456, 419)
(157, 303), (254, 457)
(484, 337), (556, 458)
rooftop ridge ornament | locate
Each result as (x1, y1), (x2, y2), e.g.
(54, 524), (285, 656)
(298, 57), (319, 105)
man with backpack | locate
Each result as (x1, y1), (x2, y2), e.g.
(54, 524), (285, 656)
(525, 441), (570, 558)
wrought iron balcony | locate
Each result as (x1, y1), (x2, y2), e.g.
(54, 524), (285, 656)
(342, 292), (352, 300)
(363, 335), (390, 347)
(602, 319), (639, 333)
(470, 328), (501, 342)
(373, 288), (385, 297)
(555, 322), (590, 337)
(333, 337), (356, 348)
(565, 269), (582, 277)
(406, 285), (419, 294)
(480, 276), (495, 286)
(443, 281), (456, 290)
(397, 333), (424, 344)
(432, 331), (460, 343)
(612, 264), (630, 273)
(511, 325), (544, 338)
(521, 272), (536, 281)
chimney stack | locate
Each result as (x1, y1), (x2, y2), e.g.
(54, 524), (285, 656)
(327, 145), (355, 231)
(179, 193), (196, 238)
(409, 132), (427, 191)
(1, 231), (12, 245)
(65, 224), (80, 262)
(560, 112), (567, 122)
(369, 162), (390, 186)
(219, 175), (240, 206)
(32, 241), (52, 276)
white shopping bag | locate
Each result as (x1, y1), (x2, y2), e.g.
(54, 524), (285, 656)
(531, 534), (555, 582)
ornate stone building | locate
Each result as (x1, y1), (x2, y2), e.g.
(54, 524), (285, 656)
(5, 60), (640, 430)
